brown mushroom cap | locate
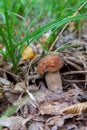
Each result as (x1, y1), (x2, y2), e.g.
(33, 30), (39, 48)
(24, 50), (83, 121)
(37, 54), (63, 75)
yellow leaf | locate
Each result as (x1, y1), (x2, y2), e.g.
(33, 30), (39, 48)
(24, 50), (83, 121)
(22, 46), (35, 60)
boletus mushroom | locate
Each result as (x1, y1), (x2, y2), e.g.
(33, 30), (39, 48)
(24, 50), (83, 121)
(37, 54), (63, 92)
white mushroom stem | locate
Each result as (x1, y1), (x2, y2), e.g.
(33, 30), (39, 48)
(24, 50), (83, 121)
(45, 71), (63, 92)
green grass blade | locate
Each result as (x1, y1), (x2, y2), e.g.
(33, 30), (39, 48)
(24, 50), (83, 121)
(4, 9), (12, 46)
(56, 44), (80, 52)
(0, 27), (8, 49)
(17, 13), (87, 47)
(0, 49), (7, 58)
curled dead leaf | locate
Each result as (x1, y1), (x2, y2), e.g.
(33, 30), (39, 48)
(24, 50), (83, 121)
(22, 46), (35, 60)
(61, 102), (87, 114)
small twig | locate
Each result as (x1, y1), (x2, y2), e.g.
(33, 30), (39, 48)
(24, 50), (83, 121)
(62, 70), (87, 75)
(55, 39), (87, 52)
(26, 88), (38, 108)
(23, 56), (41, 108)
(0, 68), (22, 81)
(48, 23), (68, 52)
(71, 83), (80, 90)
(64, 58), (82, 70)
(48, 0), (87, 52)
(63, 79), (87, 83)
(74, 1), (87, 16)
(29, 74), (40, 81)
(78, 56), (87, 88)
(55, 43), (79, 52)
(64, 56), (83, 65)
(25, 54), (41, 87)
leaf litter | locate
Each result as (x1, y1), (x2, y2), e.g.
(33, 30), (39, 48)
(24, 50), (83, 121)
(0, 25), (87, 130)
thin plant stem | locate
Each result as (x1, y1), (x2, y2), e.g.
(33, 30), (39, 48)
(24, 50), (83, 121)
(48, 0), (87, 52)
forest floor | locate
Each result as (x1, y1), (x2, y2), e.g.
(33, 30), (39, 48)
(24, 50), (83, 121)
(0, 22), (87, 130)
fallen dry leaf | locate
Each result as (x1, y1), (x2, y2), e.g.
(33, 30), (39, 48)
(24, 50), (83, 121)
(22, 46), (35, 60)
(0, 77), (12, 99)
(46, 115), (64, 127)
(61, 102), (87, 114)
(0, 116), (27, 130)
(14, 81), (26, 93)
(39, 101), (68, 115)
(46, 114), (77, 128)
(28, 122), (44, 130)
(0, 77), (11, 85)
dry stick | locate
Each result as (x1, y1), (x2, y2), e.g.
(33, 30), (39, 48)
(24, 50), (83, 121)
(29, 74), (40, 80)
(78, 56), (87, 88)
(64, 56), (82, 65)
(62, 70), (87, 75)
(24, 55), (41, 108)
(64, 59), (82, 70)
(84, 65), (87, 88)
(25, 54), (41, 86)
(24, 61), (37, 108)
(0, 68), (22, 81)
(55, 40), (87, 52)
(54, 41), (76, 52)
(63, 79), (87, 83)
(48, 0), (87, 52)
(24, 55), (41, 87)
